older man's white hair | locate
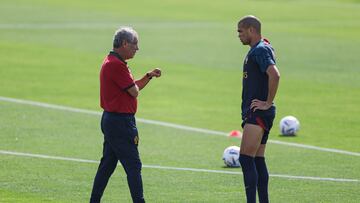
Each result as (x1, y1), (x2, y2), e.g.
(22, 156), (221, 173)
(113, 27), (138, 48)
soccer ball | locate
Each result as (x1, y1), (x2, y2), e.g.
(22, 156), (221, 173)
(222, 146), (240, 167)
(279, 116), (300, 136)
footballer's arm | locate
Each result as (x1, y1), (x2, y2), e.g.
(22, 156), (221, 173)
(265, 64), (280, 106)
(251, 64), (280, 111)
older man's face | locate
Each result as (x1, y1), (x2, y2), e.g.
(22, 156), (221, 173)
(124, 37), (139, 60)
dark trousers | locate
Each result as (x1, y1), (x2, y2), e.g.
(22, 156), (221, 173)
(90, 111), (145, 203)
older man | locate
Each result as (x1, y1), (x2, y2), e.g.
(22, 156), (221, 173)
(90, 27), (161, 203)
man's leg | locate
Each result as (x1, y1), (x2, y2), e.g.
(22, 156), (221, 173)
(103, 115), (145, 203)
(90, 140), (118, 203)
(239, 123), (264, 203)
(120, 146), (145, 203)
(255, 145), (269, 203)
(109, 134), (144, 203)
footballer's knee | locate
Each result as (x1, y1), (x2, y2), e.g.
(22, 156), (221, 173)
(240, 145), (258, 157)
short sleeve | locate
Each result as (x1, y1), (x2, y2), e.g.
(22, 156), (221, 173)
(254, 47), (276, 73)
(109, 63), (135, 90)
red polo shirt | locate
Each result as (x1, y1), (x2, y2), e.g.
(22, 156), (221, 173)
(100, 51), (137, 113)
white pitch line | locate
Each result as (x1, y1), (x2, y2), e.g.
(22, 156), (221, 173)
(268, 140), (360, 156)
(0, 150), (358, 183)
(0, 96), (359, 157)
(136, 118), (227, 136)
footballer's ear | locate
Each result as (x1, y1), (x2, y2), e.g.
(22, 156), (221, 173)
(249, 26), (255, 34)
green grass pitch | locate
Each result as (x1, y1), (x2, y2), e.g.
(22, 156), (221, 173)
(0, 0), (359, 202)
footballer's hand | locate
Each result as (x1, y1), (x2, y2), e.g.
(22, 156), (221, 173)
(250, 99), (272, 112)
(148, 68), (162, 78)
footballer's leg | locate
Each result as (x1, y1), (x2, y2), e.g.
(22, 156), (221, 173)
(254, 112), (274, 203)
(255, 144), (269, 203)
(239, 123), (264, 203)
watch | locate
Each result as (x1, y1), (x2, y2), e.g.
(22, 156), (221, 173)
(146, 73), (152, 79)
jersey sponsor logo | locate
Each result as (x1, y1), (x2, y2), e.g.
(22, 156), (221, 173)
(134, 135), (139, 145)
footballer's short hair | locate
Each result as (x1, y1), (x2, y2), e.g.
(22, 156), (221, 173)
(238, 15), (261, 34)
(113, 27), (138, 48)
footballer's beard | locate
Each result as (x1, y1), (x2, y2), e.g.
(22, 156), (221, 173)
(240, 38), (250, 45)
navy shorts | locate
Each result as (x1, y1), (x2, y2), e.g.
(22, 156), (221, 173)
(242, 107), (276, 144)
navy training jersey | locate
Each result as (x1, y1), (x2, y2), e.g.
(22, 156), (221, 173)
(241, 39), (276, 118)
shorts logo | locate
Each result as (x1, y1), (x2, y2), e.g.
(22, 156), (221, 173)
(134, 135), (139, 145)
(243, 71), (248, 79)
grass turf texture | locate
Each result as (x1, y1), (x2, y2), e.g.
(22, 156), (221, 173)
(0, 101), (359, 202)
(0, 0), (360, 202)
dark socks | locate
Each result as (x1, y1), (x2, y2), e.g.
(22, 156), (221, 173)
(255, 156), (269, 203)
(239, 154), (258, 203)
